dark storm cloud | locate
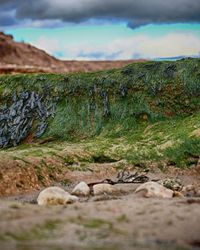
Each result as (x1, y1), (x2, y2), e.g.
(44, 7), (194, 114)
(0, 0), (17, 9)
(0, 13), (16, 26)
(0, 0), (18, 26)
(0, 0), (200, 28)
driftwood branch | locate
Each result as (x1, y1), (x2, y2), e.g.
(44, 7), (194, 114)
(88, 170), (150, 187)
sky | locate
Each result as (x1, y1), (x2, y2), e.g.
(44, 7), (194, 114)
(1, 0), (200, 60)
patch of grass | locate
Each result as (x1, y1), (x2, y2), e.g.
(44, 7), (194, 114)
(92, 154), (118, 163)
(165, 137), (200, 167)
(66, 163), (90, 172)
(1, 113), (200, 170)
(70, 216), (113, 229)
(34, 165), (46, 185)
(83, 218), (113, 229)
(1, 58), (200, 142)
(83, 113), (200, 168)
(116, 214), (129, 223)
(60, 179), (72, 186)
(1, 219), (62, 241)
(1, 59), (200, 169)
(9, 203), (20, 209)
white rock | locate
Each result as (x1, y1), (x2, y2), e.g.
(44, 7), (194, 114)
(173, 191), (184, 198)
(196, 189), (200, 197)
(182, 185), (200, 197)
(66, 195), (79, 203)
(182, 184), (195, 192)
(93, 183), (118, 196)
(182, 184), (196, 197)
(135, 182), (173, 198)
(72, 181), (90, 196)
(37, 186), (79, 205)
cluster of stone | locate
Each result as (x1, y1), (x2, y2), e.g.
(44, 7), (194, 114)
(0, 91), (57, 148)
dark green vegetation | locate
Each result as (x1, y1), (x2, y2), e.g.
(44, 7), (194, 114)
(1, 58), (200, 168)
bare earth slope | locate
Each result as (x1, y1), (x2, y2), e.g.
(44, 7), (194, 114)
(0, 32), (143, 73)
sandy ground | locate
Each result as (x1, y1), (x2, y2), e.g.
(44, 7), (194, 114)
(1, 158), (200, 250)
(1, 178), (200, 250)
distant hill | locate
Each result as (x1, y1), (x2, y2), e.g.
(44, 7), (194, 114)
(155, 56), (200, 61)
(0, 31), (145, 74)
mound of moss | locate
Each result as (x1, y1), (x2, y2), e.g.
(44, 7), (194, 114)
(0, 58), (200, 144)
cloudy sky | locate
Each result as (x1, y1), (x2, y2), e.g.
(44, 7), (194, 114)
(1, 0), (200, 60)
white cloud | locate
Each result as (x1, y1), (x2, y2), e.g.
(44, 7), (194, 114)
(33, 36), (60, 55)
(32, 32), (200, 60)
(29, 19), (64, 28)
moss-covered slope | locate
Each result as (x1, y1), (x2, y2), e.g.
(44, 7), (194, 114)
(0, 58), (200, 168)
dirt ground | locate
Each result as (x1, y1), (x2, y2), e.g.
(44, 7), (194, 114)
(1, 168), (200, 250)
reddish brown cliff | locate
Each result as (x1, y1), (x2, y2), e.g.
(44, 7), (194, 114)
(0, 31), (145, 74)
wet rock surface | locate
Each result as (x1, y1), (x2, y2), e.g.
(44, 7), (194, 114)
(0, 91), (57, 148)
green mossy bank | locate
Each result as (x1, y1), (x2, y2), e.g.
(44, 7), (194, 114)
(1, 58), (200, 168)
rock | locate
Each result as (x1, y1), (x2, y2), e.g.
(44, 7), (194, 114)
(162, 178), (183, 191)
(72, 181), (90, 196)
(182, 185), (196, 197)
(37, 186), (79, 205)
(0, 90), (57, 148)
(196, 189), (200, 197)
(93, 184), (118, 196)
(135, 182), (173, 198)
(173, 191), (184, 198)
(66, 195), (79, 204)
(182, 184), (195, 192)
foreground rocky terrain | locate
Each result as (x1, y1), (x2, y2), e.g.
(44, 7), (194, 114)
(1, 170), (200, 250)
(0, 141), (200, 249)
